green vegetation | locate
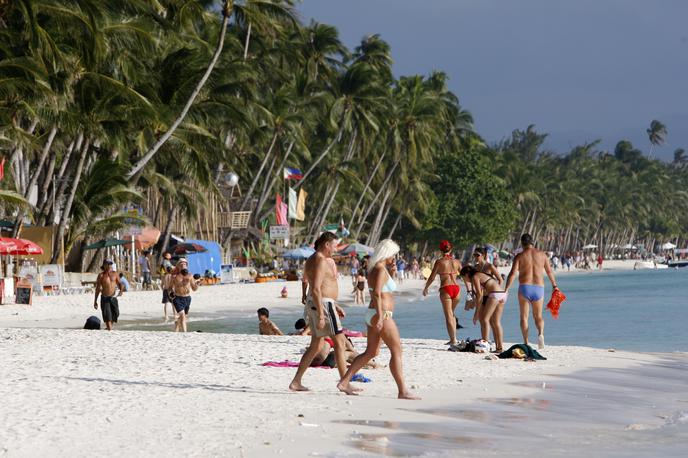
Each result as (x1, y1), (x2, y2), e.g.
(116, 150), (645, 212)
(0, 1), (686, 267)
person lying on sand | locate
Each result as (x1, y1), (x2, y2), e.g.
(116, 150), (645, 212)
(258, 308), (283, 336)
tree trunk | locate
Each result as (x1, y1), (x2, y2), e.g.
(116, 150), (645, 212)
(127, 3), (233, 181)
(310, 181), (340, 243)
(157, 206), (176, 265)
(354, 159), (400, 238)
(366, 188), (392, 245)
(255, 140), (295, 222)
(36, 152), (58, 217)
(12, 125), (58, 236)
(388, 213), (402, 239)
(347, 151), (385, 229)
(45, 133), (83, 225)
(51, 139), (90, 264)
(243, 21), (252, 60)
(293, 122), (346, 189)
(241, 131), (279, 210)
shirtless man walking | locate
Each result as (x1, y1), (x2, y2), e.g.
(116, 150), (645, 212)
(504, 233), (558, 349)
(289, 232), (350, 392)
(170, 258), (199, 332)
(94, 259), (124, 331)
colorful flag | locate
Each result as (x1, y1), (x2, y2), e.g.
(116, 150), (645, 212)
(276, 194), (289, 226)
(296, 189), (307, 221)
(288, 187), (298, 219)
(283, 167), (304, 180)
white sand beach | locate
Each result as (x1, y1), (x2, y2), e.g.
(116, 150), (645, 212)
(1, 262), (680, 457)
(0, 327), (664, 457)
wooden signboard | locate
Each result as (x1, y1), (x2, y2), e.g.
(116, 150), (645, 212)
(16, 279), (32, 305)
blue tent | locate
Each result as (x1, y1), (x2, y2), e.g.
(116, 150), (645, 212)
(282, 246), (315, 260)
(183, 239), (222, 276)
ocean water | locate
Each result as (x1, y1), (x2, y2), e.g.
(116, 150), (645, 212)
(121, 268), (688, 352)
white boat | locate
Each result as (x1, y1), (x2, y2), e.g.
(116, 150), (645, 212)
(633, 261), (668, 270)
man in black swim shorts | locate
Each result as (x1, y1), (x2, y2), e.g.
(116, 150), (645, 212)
(94, 260), (125, 331)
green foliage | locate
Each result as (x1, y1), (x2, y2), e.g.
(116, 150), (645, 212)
(426, 147), (517, 247)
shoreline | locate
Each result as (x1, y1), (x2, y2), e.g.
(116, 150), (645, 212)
(0, 260), (641, 330)
(0, 327), (678, 457)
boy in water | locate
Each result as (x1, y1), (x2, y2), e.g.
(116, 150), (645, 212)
(258, 308), (283, 335)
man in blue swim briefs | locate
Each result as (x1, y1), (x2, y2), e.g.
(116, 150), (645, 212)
(504, 234), (558, 349)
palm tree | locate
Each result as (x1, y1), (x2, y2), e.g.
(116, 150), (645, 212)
(646, 119), (667, 158)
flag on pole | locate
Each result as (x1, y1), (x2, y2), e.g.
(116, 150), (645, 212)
(276, 194), (288, 225)
(288, 187), (298, 219)
(283, 167), (304, 180)
(296, 189), (307, 221)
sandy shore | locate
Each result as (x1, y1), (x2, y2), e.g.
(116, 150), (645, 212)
(0, 327), (665, 457)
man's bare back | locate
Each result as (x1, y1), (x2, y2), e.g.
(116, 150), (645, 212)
(513, 247), (549, 286)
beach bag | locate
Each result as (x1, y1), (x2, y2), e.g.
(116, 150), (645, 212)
(474, 340), (490, 353)
(546, 288), (567, 319)
(464, 290), (476, 311)
(84, 315), (101, 330)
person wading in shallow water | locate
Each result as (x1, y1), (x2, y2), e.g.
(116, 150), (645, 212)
(94, 259), (124, 331)
(423, 240), (463, 345)
(504, 233), (558, 349)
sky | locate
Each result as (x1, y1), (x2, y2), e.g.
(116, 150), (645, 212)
(296, 0), (688, 160)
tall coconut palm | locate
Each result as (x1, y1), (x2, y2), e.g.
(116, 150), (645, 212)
(646, 119), (667, 158)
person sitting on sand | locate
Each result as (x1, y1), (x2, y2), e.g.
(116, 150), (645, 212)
(258, 308), (283, 335)
(423, 240), (463, 345)
(337, 239), (420, 400)
(460, 265), (508, 352)
(93, 260), (124, 331)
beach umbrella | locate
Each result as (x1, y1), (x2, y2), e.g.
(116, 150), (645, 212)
(484, 244), (498, 253)
(173, 242), (208, 255)
(582, 244), (597, 249)
(338, 242), (374, 256)
(661, 242), (677, 250)
(282, 246), (315, 260)
(11, 239), (44, 256)
(498, 250), (510, 258)
(84, 238), (131, 250)
(0, 237), (19, 254)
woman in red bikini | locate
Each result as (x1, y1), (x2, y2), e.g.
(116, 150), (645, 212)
(423, 240), (463, 345)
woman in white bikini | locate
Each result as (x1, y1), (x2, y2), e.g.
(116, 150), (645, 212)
(460, 265), (507, 352)
(337, 239), (419, 400)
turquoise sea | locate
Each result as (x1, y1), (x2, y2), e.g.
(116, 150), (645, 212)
(122, 268), (688, 352)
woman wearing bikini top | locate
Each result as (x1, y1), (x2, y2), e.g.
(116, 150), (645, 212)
(460, 265), (508, 352)
(337, 239), (419, 400)
(422, 240), (463, 346)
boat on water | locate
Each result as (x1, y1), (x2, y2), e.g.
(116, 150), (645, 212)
(666, 260), (688, 268)
(633, 261), (669, 270)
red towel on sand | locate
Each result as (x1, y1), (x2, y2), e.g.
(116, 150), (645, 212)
(262, 360), (331, 369)
(546, 288), (567, 319)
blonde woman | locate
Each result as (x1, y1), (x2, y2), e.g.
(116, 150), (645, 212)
(337, 239), (420, 400)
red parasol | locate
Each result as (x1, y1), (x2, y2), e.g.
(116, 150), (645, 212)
(0, 237), (19, 255)
(12, 238), (44, 256)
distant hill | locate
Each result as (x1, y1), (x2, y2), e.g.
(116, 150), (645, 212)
(543, 114), (688, 162)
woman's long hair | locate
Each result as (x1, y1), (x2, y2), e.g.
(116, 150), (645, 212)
(370, 239), (400, 266)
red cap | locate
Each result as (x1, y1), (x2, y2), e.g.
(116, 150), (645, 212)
(439, 240), (452, 252)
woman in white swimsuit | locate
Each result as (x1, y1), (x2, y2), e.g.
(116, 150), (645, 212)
(460, 265), (507, 352)
(337, 239), (419, 400)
